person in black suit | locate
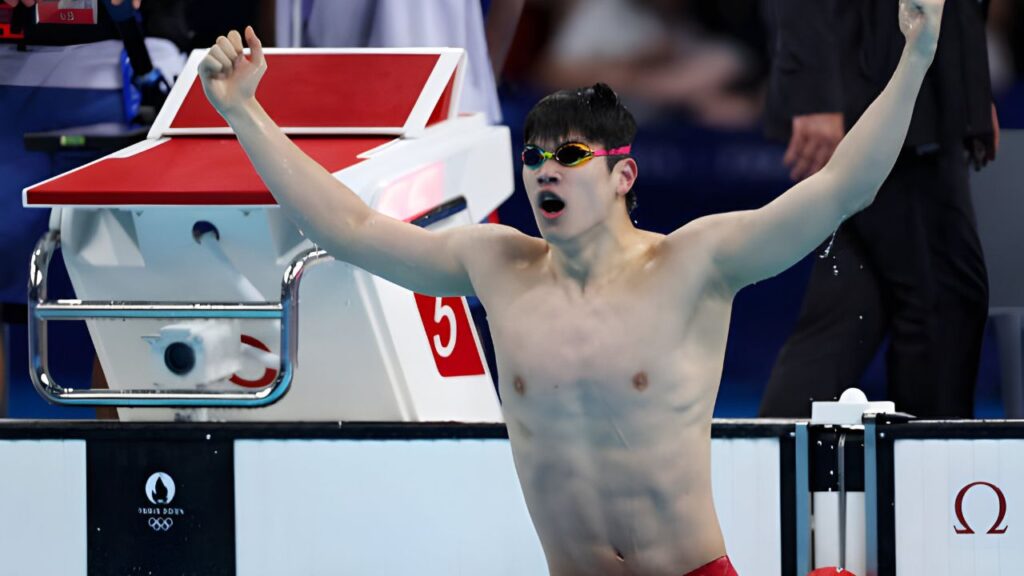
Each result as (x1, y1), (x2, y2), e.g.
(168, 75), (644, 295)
(758, 0), (999, 418)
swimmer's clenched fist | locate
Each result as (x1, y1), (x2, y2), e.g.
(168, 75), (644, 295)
(198, 27), (267, 117)
(899, 0), (944, 60)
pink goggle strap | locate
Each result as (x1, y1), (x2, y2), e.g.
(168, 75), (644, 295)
(592, 145), (632, 157)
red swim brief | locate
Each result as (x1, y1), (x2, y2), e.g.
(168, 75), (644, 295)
(683, 555), (738, 576)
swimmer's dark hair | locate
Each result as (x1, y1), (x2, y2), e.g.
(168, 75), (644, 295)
(524, 83), (639, 213)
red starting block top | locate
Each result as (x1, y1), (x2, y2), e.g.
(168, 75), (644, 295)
(157, 50), (464, 136)
(26, 136), (393, 206)
(24, 49), (466, 207)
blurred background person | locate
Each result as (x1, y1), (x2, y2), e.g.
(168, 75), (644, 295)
(758, 0), (997, 418)
(531, 0), (765, 129)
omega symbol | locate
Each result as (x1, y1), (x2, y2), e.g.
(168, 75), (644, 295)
(953, 481), (1008, 535)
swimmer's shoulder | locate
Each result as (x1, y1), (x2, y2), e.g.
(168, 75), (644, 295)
(656, 215), (738, 296)
(660, 214), (727, 257)
(450, 223), (547, 266)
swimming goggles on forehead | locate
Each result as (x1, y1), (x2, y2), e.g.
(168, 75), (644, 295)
(521, 142), (632, 169)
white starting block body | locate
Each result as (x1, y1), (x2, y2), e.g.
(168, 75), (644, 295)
(24, 49), (511, 422)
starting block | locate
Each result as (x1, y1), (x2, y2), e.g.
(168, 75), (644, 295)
(23, 48), (513, 422)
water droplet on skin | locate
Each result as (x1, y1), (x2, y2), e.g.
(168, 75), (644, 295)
(819, 227), (840, 259)
(819, 226), (842, 275)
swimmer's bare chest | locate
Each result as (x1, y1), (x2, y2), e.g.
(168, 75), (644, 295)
(495, 287), (686, 413)
(481, 254), (731, 426)
(474, 252), (734, 574)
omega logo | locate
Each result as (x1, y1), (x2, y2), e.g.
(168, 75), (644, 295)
(953, 481), (1008, 535)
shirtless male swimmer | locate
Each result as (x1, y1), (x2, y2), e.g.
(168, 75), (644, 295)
(199, 1), (943, 574)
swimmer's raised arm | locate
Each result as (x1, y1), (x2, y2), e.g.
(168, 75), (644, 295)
(198, 28), (508, 297)
(680, 0), (944, 292)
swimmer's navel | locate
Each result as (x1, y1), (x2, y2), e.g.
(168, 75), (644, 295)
(513, 376), (526, 395)
(632, 371), (649, 392)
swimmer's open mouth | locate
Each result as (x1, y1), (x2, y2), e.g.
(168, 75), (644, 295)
(538, 191), (566, 218)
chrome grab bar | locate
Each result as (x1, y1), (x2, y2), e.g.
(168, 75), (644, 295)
(27, 229), (332, 407)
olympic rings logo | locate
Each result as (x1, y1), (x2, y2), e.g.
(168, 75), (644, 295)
(148, 517), (174, 532)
